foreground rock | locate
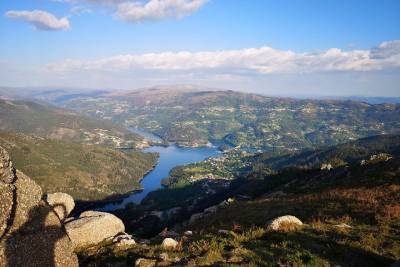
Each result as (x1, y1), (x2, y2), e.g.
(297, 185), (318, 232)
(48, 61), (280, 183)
(113, 233), (136, 247)
(267, 215), (303, 231)
(0, 146), (78, 267)
(161, 238), (179, 249)
(135, 258), (156, 267)
(46, 192), (75, 221)
(65, 210), (125, 249)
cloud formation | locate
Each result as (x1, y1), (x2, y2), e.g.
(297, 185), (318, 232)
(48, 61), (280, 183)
(47, 40), (400, 74)
(115, 0), (208, 22)
(54, 0), (208, 22)
(5, 10), (70, 31)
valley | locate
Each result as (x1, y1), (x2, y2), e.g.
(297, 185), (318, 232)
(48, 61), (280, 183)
(2, 2), (400, 266)
(59, 87), (400, 151)
(0, 88), (399, 267)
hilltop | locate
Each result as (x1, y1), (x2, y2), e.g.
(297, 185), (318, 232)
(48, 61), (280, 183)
(0, 133), (157, 201)
(60, 87), (400, 150)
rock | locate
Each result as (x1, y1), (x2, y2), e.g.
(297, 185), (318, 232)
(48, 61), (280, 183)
(184, 230), (193, 236)
(189, 212), (203, 224)
(159, 252), (169, 261)
(265, 190), (287, 198)
(166, 207), (182, 219)
(46, 192), (75, 221)
(138, 239), (151, 245)
(149, 210), (164, 219)
(159, 229), (179, 238)
(64, 217), (75, 223)
(227, 255), (243, 263)
(236, 195), (251, 200)
(135, 258), (156, 267)
(0, 146), (78, 267)
(65, 211), (125, 249)
(113, 233), (136, 247)
(204, 205), (218, 214)
(218, 229), (230, 235)
(0, 148), (15, 184)
(321, 163), (333, 170)
(267, 215), (303, 231)
(334, 223), (352, 229)
(161, 238), (178, 249)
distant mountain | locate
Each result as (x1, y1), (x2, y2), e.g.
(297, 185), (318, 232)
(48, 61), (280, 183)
(0, 86), (109, 102)
(0, 98), (146, 148)
(0, 133), (157, 201)
(330, 96), (400, 104)
(60, 87), (400, 151)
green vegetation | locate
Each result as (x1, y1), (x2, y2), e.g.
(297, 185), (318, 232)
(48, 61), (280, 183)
(63, 88), (400, 150)
(0, 133), (158, 200)
(0, 98), (145, 148)
(76, 134), (400, 266)
(163, 149), (252, 188)
(160, 134), (400, 190)
(79, 157), (400, 266)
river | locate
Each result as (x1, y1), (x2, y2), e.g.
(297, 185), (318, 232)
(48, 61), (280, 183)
(100, 130), (220, 211)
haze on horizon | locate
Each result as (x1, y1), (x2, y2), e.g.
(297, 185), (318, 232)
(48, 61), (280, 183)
(1, 0), (399, 97)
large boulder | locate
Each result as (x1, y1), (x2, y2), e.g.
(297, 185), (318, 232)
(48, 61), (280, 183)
(65, 210), (125, 249)
(0, 146), (78, 267)
(161, 238), (178, 249)
(267, 215), (303, 231)
(46, 192), (75, 221)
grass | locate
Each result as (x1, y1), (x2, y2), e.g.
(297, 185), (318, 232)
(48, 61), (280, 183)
(78, 219), (399, 266)
(85, 156), (400, 266)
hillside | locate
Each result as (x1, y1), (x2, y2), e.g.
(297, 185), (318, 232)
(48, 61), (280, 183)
(160, 134), (400, 188)
(79, 136), (400, 267)
(0, 98), (147, 148)
(61, 87), (400, 151)
(0, 133), (158, 201)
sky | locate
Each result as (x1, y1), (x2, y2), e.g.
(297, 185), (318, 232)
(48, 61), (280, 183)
(0, 0), (399, 96)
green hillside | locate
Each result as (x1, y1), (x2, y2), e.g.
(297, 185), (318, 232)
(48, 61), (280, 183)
(0, 133), (158, 201)
(62, 88), (400, 151)
(0, 98), (146, 148)
(161, 134), (400, 188)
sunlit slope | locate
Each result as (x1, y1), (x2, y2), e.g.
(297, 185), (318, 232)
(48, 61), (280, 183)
(0, 133), (157, 200)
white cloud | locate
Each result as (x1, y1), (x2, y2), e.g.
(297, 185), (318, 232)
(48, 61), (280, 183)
(5, 10), (70, 31)
(47, 40), (400, 74)
(115, 0), (208, 22)
(70, 6), (92, 15)
(51, 0), (208, 23)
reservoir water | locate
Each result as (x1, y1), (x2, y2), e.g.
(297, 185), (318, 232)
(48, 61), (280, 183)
(101, 144), (220, 210)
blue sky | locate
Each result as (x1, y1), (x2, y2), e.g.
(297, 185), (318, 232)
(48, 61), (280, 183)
(0, 0), (399, 96)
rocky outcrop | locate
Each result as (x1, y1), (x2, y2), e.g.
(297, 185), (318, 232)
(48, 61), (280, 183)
(65, 210), (125, 249)
(46, 192), (75, 221)
(267, 215), (303, 231)
(0, 146), (78, 267)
